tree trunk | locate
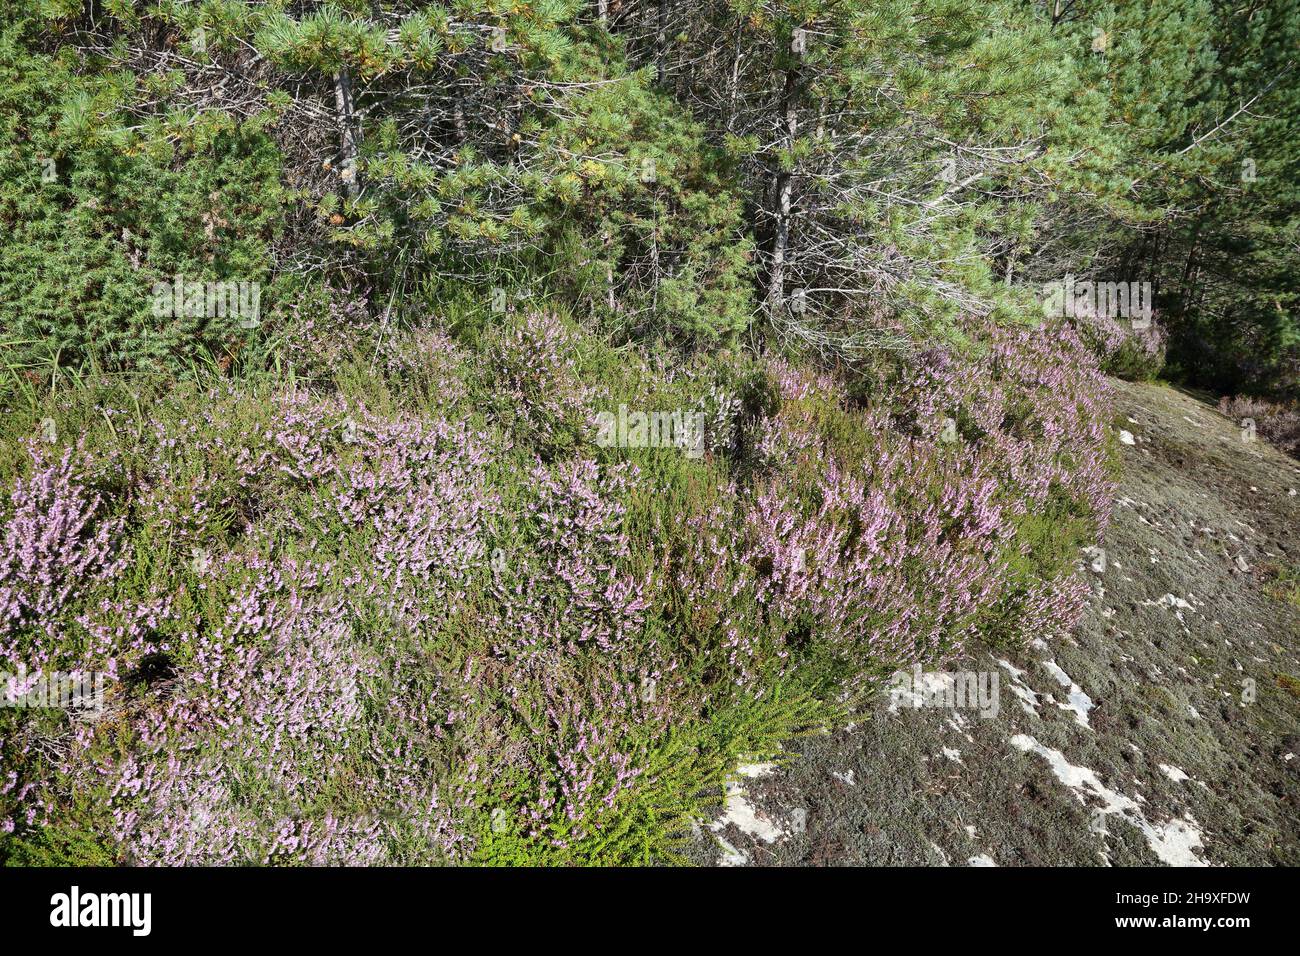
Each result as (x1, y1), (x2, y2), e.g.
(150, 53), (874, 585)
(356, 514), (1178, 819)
(726, 25), (742, 133)
(1180, 219), (1205, 306)
(452, 93), (467, 145)
(656, 0), (669, 85)
(334, 67), (361, 199)
(767, 56), (800, 315)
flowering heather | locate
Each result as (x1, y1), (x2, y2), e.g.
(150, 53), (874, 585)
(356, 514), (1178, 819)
(1, 386), (498, 862)
(1074, 310), (1168, 381)
(898, 319), (1115, 617)
(274, 289), (375, 380)
(0, 443), (125, 670)
(1218, 394), (1300, 459)
(0, 309), (1115, 864)
(513, 459), (651, 652)
(484, 310), (596, 451)
(102, 579), (376, 866)
(906, 319), (1113, 597)
(382, 328), (470, 410)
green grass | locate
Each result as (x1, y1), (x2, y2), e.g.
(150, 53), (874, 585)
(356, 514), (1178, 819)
(1263, 563), (1300, 609)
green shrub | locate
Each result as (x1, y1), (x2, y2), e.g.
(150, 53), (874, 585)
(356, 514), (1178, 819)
(0, 19), (287, 376)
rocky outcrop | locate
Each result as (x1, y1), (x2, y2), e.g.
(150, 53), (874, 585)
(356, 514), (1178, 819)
(694, 380), (1300, 866)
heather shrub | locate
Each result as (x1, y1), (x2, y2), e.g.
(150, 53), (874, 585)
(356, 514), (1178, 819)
(1074, 311), (1168, 381)
(0, 443), (125, 670)
(896, 318), (1114, 641)
(379, 328), (471, 414)
(0, 305), (1115, 864)
(669, 318), (1113, 700)
(1217, 394), (1300, 459)
(0, 19), (287, 376)
(477, 310), (597, 457)
(263, 287), (376, 383)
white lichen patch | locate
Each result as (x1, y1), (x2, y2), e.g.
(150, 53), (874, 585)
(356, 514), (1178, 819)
(996, 658), (1041, 716)
(710, 782), (786, 844)
(707, 762), (791, 862)
(1010, 734), (1209, 867)
(1041, 659), (1096, 728)
(887, 669), (956, 713)
(714, 833), (749, 867)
